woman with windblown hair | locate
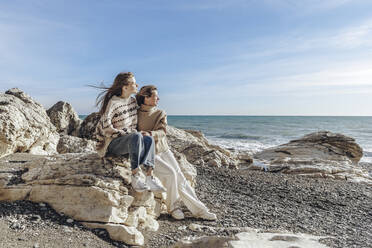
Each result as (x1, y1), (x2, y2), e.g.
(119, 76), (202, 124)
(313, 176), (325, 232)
(136, 85), (217, 221)
(94, 72), (165, 193)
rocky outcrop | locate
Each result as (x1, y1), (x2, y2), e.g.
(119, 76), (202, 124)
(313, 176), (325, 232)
(173, 226), (329, 248)
(167, 126), (240, 168)
(252, 131), (371, 184)
(78, 112), (100, 140)
(0, 88), (59, 158)
(0, 153), (159, 246)
(47, 101), (82, 136)
(57, 134), (96, 154)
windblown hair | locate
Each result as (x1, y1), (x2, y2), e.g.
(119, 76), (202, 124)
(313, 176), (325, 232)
(136, 85), (157, 106)
(92, 72), (135, 115)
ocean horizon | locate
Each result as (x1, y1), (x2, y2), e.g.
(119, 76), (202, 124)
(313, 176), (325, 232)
(79, 115), (372, 163)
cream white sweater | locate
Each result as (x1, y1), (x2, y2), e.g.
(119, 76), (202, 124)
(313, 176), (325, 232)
(95, 96), (138, 157)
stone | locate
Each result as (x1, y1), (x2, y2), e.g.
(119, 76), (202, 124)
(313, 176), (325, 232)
(47, 101), (82, 136)
(0, 88), (59, 158)
(82, 222), (144, 246)
(124, 206), (146, 228)
(0, 152), (159, 246)
(173, 229), (329, 248)
(229, 231), (329, 248)
(172, 235), (234, 248)
(167, 126), (241, 168)
(252, 131), (371, 184)
(57, 134), (96, 154)
(78, 112), (100, 140)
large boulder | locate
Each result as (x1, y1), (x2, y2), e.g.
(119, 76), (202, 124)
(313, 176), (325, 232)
(0, 88), (59, 158)
(78, 112), (100, 140)
(252, 131), (371, 184)
(167, 126), (240, 168)
(47, 101), (82, 136)
(0, 153), (159, 246)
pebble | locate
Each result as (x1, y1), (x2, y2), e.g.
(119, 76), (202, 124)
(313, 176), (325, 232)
(66, 218), (74, 223)
(39, 203), (46, 207)
(177, 225), (187, 231)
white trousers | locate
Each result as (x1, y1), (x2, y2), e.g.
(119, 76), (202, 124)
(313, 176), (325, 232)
(154, 149), (208, 216)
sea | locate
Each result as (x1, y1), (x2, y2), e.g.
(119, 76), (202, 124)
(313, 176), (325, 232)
(79, 115), (372, 163)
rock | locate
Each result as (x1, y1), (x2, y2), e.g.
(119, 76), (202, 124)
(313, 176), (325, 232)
(78, 112), (100, 140)
(252, 131), (371, 184)
(172, 235), (234, 248)
(47, 101), (82, 136)
(57, 134), (96, 154)
(167, 126), (240, 168)
(173, 229), (329, 248)
(230, 230), (329, 248)
(0, 153), (158, 246)
(82, 222), (144, 246)
(0, 88), (59, 158)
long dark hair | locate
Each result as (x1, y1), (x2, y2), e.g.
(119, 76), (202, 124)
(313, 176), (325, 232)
(136, 85), (157, 106)
(91, 72), (135, 115)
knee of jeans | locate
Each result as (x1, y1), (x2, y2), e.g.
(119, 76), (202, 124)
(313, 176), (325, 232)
(131, 132), (142, 142)
(143, 135), (154, 144)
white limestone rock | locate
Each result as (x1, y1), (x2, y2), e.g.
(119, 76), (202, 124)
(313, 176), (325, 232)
(173, 228), (329, 248)
(252, 131), (371, 184)
(81, 222), (144, 246)
(57, 134), (96, 154)
(167, 126), (240, 168)
(0, 88), (59, 158)
(78, 112), (100, 140)
(0, 153), (159, 246)
(47, 101), (82, 136)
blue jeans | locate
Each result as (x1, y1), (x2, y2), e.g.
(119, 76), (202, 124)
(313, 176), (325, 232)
(107, 132), (155, 170)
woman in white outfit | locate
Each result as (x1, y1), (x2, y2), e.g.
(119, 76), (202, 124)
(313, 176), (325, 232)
(136, 85), (217, 221)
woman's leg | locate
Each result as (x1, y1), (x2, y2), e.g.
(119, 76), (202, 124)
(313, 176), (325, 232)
(154, 153), (181, 213)
(107, 132), (163, 192)
(161, 150), (210, 216)
(140, 135), (155, 170)
(107, 132), (144, 171)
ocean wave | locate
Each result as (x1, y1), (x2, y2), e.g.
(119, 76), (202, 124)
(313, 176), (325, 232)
(363, 151), (372, 157)
(218, 133), (262, 140)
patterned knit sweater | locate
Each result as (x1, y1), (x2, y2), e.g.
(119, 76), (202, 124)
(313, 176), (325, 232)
(95, 95), (138, 157)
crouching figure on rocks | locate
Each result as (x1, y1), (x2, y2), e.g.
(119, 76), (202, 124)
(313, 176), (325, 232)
(94, 72), (166, 193)
(136, 85), (217, 221)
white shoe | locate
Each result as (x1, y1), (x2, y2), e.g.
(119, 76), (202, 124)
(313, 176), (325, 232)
(197, 211), (217, 221)
(131, 174), (150, 192)
(146, 176), (166, 193)
(171, 209), (185, 220)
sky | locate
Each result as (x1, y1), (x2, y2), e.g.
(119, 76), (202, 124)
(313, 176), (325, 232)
(1, 0), (372, 115)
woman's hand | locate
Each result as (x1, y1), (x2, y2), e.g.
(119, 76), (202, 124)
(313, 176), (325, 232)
(141, 131), (151, 136)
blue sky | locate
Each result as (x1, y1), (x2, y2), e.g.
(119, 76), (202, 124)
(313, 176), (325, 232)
(1, 0), (372, 115)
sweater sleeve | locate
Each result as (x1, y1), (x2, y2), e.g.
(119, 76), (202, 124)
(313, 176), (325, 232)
(100, 102), (127, 138)
(150, 111), (167, 141)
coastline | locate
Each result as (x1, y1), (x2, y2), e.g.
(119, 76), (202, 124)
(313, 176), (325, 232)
(1, 91), (370, 247)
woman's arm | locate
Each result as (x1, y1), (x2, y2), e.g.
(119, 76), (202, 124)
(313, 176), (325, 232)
(150, 111), (167, 141)
(100, 101), (133, 138)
